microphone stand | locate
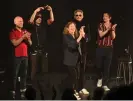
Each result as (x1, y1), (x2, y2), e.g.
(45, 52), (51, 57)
(125, 45), (133, 84)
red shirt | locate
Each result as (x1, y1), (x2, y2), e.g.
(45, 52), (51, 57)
(97, 23), (113, 47)
(9, 28), (28, 57)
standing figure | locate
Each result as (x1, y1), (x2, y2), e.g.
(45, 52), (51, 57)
(63, 21), (85, 90)
(73, 9), (91, 90)
(96, 13), (117, 91)
(9, 16), (32, 99)
(28, 5), (54, 80)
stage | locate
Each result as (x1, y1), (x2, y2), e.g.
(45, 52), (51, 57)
(0, 70), (124, 100)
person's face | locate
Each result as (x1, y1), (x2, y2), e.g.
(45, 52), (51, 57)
(67, 23), (76, 34)
(14, 17), (23, 28)
(74, 11), (84, 22)
(103, 13), (111, 22)
(35, 17), (42, 25)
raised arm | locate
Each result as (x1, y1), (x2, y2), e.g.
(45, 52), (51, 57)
(29, 7), (44, 24)
(45, 5), (54, 25)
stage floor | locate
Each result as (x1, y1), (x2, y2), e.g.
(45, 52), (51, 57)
(0, 71), (124, 100)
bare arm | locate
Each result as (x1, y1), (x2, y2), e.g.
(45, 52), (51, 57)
(29, 11), (37, 24)
(11, 32), (32, 46)
(77, 28), (85, 43)
(98, 29), (110, 38)
(111, 31), (116, 40)
(98, 23), (111, 38)
(25, 31), (32, 45)
(110, 24), (117, 39)
(27, 38), (32, 46)
(77, 35), (83, 43)
(46, 5), (54, 25)
(11, 35), (25, 46)
(29, 7), (44, 24)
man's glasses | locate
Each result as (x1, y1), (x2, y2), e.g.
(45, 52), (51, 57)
(75, 15), (82, 17)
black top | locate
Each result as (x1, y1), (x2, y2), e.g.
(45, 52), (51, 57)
(63, 34), (80, 66)
(28, 21), (48, 53)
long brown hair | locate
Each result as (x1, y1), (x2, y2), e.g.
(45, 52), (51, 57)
(63, 21), (79, 38)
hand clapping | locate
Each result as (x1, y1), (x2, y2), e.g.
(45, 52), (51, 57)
(112, 24), (117, 31)
(79, 26), (85, 37)
(23, 31), (31, 40)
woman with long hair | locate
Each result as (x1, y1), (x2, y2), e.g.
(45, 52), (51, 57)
(63, 21), (85, 90)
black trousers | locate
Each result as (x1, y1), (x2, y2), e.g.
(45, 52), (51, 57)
(30, 51), (48, 80)
(96, 47), (113, 85)
(13, 57), (28, 91)
(78, 56), (86, 91)
(63, 65), (79, 90)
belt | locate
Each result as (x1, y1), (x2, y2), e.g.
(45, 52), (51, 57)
(97, 46), (113, 48)
(30, 50), (43, 55)
(31, 51), (48, 57)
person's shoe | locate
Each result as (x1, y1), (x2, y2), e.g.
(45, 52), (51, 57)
(74, 90), (81, 100)
(81, 88), (89, 95)
(20, 89), (26, 100)
(79, 88), (89, 100)
(20, 91), (26, 100)
(97, 79), (102, 87)
(11, 91), (15, 99)
(102, 85), (110, 91)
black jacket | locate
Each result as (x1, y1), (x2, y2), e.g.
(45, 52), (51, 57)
(63, 34), (80, 66)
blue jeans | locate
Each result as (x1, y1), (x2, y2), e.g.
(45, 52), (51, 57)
(13, 57), (28, 91)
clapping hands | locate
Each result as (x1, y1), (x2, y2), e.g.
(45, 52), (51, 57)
(79, 26), (85, 37)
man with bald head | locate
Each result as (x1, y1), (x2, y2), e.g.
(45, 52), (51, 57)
(9, 16), (32, 99)
(14, 16), (23, 28)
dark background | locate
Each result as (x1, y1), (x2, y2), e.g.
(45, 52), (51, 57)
(1, 0), (133, 77)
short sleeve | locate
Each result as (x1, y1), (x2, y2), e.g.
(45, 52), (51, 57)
(98, 23), (103, 31)
(9, 31), (16, 40)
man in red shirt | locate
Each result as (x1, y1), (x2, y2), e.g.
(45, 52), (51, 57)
(9, 16), (32, 99)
